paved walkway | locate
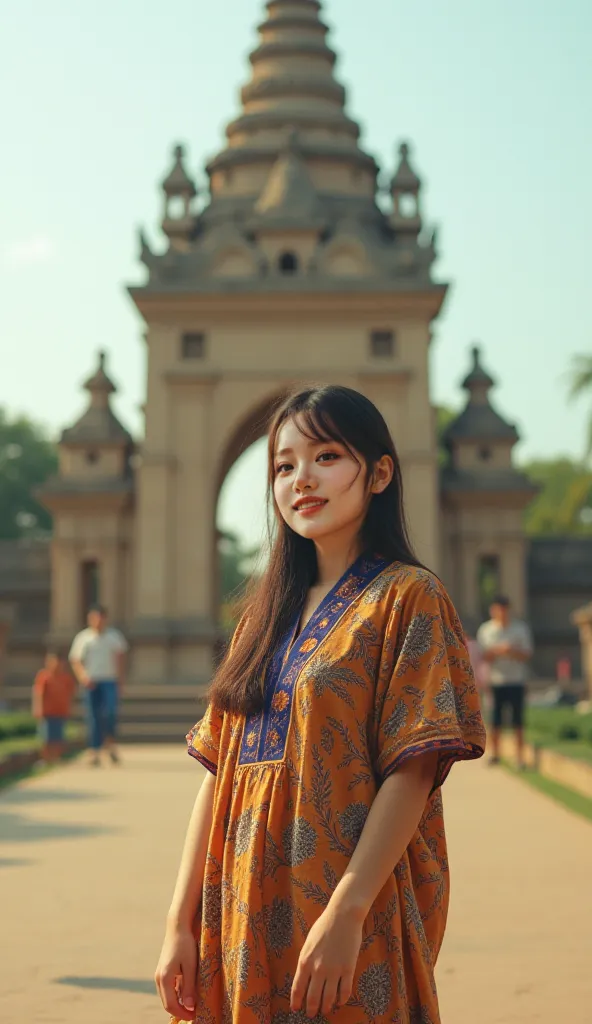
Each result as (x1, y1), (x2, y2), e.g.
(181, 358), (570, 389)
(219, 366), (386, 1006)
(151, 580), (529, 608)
(1, 747), (591, 1024)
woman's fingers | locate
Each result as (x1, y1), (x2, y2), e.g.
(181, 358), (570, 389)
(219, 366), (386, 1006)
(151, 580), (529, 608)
(179, 963), (196, 1020)
(155, 968), (189, 1021)
(291, 959), (310, 1011)
(320, 974), (339, 1015)
(304, 970), (326, 1019)
(337, 971), (355, 1007)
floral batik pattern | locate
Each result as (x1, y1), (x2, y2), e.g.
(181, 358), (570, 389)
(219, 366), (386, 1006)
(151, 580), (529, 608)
(180, 558), (486, 1024)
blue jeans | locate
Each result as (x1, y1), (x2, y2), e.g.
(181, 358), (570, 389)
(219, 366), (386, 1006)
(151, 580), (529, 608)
(84, 680), (119, 750)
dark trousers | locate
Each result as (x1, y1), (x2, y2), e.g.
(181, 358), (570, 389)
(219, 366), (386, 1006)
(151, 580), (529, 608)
(84, 680), (119, 750)
(491, 683), (525, 730)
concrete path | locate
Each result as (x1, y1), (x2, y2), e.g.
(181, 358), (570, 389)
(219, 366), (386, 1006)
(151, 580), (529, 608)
(1, 747), (591, 1024)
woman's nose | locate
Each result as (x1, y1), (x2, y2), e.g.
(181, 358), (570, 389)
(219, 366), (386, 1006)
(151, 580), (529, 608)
(293, 464), (316, 492)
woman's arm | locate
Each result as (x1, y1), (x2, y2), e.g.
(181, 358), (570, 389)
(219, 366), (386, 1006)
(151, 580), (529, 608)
(291, 751), (438, 1017)
(166, 769), (216, 927)
(155, 770), (216, 1020)
(329, 750), (439, 920)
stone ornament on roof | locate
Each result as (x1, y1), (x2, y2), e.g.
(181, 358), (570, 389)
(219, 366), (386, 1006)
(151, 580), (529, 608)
(462, 344), (495, 393)
(162, 144), (197, 198)
(61, 351), (132, 447)
(129, 1), (445, 296)
(441, 344), (537, 501)
(444, 345), (519, 446)
(253, 130), (323, 227)
(83, 350), (115, 395)
(392, 142), (422, 192)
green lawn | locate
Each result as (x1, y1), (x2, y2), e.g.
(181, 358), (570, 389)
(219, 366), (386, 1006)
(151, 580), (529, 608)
(0, 716), (83, 762)
(524, 706), (592, 765)
(503, 760), (592, 823)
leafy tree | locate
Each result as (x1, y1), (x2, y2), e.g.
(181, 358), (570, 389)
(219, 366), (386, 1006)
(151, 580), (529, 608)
(522, 458), (592, 536)
(0, 409), (58, 539)
(567, 353), (592, 460)
(435, 405), (458, 466)
(218, 530), (260, 627)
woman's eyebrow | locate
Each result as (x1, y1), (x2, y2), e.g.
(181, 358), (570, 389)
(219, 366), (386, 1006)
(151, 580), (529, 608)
(275, 439), (327, 457)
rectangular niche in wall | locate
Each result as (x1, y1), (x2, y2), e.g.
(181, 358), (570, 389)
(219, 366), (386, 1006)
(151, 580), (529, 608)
(181, 332), (206, 359)
(370, 330), (396, 358)
(80, 559), (100, 624)
(477, 555), (500, 619)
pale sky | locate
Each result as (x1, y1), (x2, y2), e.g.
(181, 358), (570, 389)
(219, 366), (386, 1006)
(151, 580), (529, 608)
(1, 0), (591, 548)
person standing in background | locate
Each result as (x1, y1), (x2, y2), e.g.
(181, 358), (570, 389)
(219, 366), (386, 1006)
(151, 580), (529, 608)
(477, 595), (533, 768)
(69, 605), (128, 767)
(32, 651), (75, 764)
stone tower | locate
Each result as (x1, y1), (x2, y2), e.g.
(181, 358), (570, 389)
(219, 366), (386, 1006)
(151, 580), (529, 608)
(125, 0), (448, 685)
(41, 353), (135, 642)
(440, 346), (536, 626)
(41, 0), (449, 690)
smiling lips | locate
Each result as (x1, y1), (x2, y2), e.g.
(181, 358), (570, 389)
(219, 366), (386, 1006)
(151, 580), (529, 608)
(293, 498), (328, 516)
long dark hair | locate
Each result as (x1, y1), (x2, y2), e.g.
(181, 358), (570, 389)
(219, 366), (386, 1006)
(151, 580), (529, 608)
(209, 385), (425, 715)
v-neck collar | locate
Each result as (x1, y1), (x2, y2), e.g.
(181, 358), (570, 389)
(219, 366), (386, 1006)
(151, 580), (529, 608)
(286, 551), (388, 657)
(238, 551), (391, 767)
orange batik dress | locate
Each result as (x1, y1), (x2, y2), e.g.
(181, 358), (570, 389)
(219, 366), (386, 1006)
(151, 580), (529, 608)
(178, 556), (486, 1024)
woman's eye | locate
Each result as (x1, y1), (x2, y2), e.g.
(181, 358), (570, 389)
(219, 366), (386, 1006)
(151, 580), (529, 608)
(276, 463), (292, 474)
(317, 452), (339, 463)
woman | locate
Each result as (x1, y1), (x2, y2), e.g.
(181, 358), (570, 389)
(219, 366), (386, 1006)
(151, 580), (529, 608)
(155, 385), (486, 1024)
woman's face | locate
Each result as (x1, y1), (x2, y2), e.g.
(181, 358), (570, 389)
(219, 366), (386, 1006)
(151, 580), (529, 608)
(273, 415), (390, 546)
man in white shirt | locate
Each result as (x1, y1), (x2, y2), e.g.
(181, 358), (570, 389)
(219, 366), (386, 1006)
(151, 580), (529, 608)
(70, 605), (128, 766)
(477, 595), (533, 769)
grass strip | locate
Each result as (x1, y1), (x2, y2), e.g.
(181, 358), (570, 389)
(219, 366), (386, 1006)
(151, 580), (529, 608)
(502, 760), (592, 823)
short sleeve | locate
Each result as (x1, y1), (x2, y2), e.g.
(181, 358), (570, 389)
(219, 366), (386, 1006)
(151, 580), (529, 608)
(375, 576), (486, 790)
(33, 671), (47, 693)
(112, 630), (129, 654)
(518, 623), (533, 655)
(187, 701), (223, 775)
(185, 613), (249, 775)
(69, 632), (85, 662)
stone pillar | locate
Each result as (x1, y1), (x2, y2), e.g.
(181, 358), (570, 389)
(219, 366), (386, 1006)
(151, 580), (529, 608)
(51, 542), (81, 640)
(499, 537), (527, 618)
(572, 603), (592, 701)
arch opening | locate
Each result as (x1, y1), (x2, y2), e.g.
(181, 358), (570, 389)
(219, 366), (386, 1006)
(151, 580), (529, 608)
(214, 392), (288, 632)
(279, 251), (299, 274)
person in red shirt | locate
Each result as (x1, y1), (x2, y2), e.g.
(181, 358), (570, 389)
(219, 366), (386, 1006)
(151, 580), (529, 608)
(32, 652), (76, 764)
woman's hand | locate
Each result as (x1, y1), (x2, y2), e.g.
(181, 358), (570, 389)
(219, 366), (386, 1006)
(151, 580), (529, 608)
(155, 922), (197, 1021)
(291, 905), (363, 1017)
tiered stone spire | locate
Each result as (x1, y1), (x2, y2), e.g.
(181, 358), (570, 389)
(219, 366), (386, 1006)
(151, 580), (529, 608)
(206, 0), (378, 197)
(61, 352), (132, 445)
(445, 345), (518, 442)
(133, 0), (445, 293)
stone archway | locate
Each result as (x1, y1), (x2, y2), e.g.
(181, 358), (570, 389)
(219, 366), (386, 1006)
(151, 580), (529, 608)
(211, 389), (289, 625)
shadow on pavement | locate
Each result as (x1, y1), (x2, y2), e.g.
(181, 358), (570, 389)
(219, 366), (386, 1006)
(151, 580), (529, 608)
(0, 811), (121, 843)
(56, 976), (155, 995)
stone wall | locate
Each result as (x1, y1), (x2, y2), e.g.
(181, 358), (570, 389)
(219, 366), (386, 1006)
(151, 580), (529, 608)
(0, 539), (51, 691)
(1, 534), (592, 691)
(527, 537), (592, 681)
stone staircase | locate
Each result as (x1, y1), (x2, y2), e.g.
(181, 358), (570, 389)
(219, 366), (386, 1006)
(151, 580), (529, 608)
(1, 682), (208, 744)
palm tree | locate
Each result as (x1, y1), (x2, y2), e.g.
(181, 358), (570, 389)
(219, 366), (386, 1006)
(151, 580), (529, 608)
(568, 354), (592, 460)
